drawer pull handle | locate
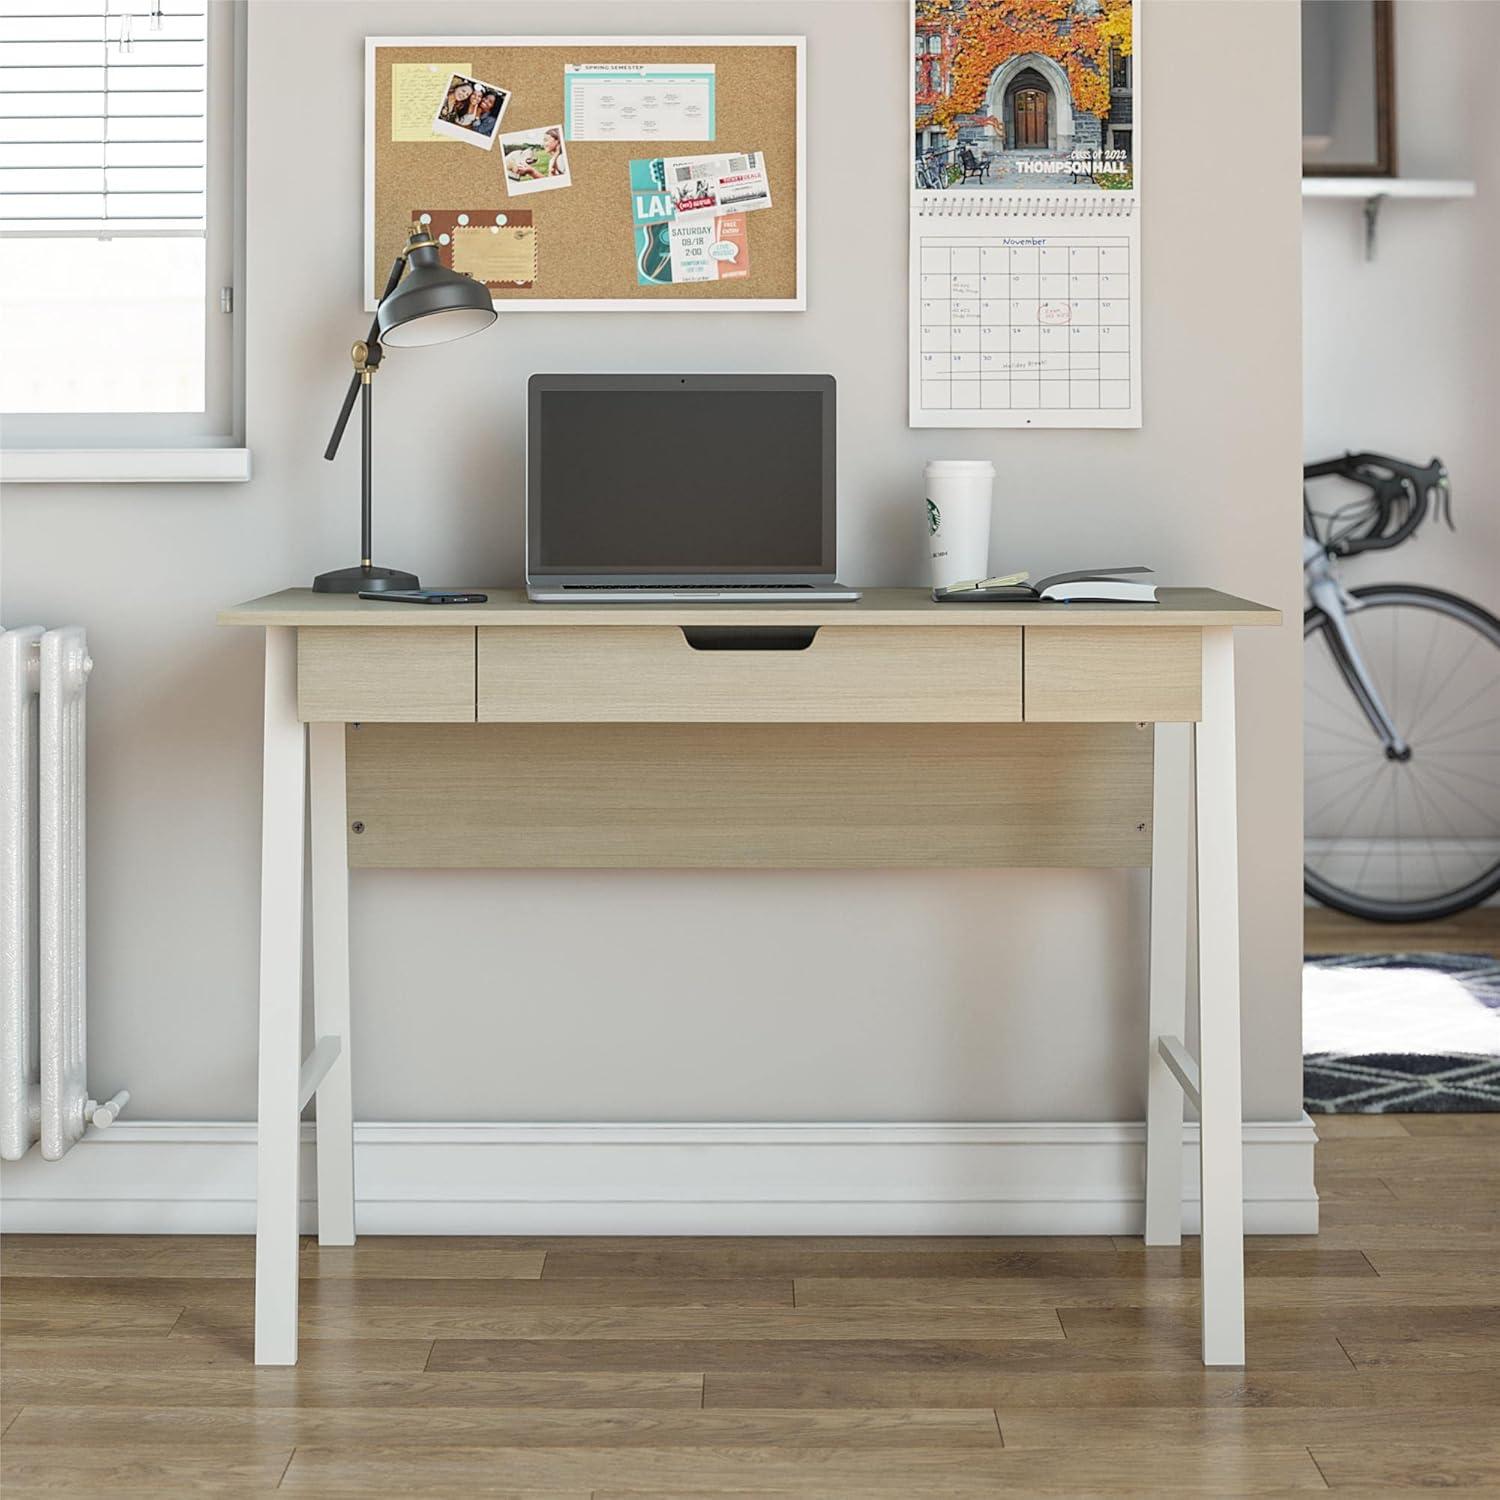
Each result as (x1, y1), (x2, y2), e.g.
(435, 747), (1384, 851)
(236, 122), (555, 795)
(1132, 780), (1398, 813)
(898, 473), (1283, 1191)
(680, 627), (819, 653)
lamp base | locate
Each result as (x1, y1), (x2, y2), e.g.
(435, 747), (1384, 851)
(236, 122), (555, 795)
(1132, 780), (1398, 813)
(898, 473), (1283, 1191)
(313, 564), (420, 594)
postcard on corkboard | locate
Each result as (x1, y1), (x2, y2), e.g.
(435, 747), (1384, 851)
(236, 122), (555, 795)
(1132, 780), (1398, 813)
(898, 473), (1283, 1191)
(414, 209), (535, 291)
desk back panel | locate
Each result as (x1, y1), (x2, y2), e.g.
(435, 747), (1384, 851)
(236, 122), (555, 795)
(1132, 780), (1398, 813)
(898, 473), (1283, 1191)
(344, 722), (1154, 869)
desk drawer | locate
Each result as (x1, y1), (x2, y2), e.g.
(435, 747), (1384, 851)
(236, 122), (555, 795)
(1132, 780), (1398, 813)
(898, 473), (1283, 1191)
(298, 627), (476, 722)
(477, 626), (1021, 723)
(1024, 627), (1201, 722)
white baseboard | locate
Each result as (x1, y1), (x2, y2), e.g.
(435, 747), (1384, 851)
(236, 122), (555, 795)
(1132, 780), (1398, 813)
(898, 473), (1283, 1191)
(0, 1117), (1319, 1236)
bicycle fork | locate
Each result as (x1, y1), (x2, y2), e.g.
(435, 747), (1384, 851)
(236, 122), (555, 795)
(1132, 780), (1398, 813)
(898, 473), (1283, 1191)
(1304, 537), (1411, 760)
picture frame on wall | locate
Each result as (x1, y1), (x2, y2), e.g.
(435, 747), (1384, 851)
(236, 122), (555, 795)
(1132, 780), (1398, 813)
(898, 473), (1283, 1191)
(1302, 0), (1396, 177)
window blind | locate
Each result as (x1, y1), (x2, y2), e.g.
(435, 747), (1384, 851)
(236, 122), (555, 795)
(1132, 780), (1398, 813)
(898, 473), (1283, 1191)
(0, 1), (208, 234)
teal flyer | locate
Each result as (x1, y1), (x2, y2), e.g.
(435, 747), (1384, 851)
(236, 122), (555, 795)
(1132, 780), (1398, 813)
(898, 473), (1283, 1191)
(630, 158), (674, 229)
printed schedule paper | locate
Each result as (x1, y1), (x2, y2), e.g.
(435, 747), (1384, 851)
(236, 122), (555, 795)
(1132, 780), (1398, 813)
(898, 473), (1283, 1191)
(564, 63), (715, 142)
(909, 0), (1141, 428)
(909, 204), (1140, 428)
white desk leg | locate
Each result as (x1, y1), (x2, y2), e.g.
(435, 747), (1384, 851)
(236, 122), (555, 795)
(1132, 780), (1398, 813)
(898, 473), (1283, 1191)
(309, 722), (354, 1246)
(1145, 722), (1191, 1246)
(1195, 628), (1246, 1367)
(255, 627), (305, 1366)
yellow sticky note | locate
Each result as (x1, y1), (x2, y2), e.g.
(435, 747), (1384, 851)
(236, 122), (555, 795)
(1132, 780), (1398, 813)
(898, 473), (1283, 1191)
(392, 62), (471, 142)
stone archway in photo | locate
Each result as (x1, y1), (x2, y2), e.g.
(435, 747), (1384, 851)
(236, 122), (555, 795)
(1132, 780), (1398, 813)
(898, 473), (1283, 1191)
(985, 51), (1075, 153)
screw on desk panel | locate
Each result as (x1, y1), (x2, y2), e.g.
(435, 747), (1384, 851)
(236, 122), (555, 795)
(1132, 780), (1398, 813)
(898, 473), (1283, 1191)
(1136, 823), (1147, 832)
(351, 821), (365, 834)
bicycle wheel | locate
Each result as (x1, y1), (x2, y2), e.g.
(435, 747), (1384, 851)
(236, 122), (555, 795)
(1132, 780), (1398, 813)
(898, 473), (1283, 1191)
(1304, 583), (1500, 922)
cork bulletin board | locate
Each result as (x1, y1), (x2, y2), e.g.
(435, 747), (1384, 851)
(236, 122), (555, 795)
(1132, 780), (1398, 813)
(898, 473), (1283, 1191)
(365, 37), (805, 311)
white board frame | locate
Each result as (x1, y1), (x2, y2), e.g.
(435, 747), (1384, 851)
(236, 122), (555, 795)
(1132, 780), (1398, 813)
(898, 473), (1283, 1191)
(365, 35), (807, 313)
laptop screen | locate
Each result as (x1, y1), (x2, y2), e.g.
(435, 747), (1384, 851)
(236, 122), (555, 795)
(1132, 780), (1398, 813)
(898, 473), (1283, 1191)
(528, 376), (835, 577)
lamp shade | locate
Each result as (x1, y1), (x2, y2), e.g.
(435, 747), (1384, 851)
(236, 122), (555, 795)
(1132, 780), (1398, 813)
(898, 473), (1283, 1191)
(376, 237), (497, 348)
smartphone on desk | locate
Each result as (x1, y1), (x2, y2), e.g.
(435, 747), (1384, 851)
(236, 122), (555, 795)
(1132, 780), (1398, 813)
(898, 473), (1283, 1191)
(357, 590), (488, 605)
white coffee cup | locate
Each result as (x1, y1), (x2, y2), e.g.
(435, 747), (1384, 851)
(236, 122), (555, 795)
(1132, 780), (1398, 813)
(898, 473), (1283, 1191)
(924, 459), (994, 590)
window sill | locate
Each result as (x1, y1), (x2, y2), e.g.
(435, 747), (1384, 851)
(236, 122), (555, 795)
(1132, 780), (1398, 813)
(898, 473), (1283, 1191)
(0, 447), (252, 485)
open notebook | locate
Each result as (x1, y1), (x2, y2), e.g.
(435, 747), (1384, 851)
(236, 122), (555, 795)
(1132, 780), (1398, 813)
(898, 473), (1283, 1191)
(933, 567), (1157, 604)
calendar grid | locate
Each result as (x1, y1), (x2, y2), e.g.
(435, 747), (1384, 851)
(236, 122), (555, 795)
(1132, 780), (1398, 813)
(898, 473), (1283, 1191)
(916, 236), (1133, 415)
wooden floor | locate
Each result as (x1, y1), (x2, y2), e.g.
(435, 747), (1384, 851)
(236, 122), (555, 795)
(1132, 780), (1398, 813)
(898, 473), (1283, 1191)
(1304, 905), (1500, 957)
(5, 910), (1496, 1492)
(3, 1114), (1500, 1497)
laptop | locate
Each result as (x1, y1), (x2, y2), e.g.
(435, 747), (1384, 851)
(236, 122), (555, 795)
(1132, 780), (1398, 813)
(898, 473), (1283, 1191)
(526, 374), (860, 602)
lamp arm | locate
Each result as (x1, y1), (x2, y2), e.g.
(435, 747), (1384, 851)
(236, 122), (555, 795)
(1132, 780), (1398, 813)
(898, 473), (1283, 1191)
(323, 250), (406, 462)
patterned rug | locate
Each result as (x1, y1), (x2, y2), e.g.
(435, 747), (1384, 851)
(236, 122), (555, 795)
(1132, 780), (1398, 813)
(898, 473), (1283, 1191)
(1304, 952), (1500, 1113)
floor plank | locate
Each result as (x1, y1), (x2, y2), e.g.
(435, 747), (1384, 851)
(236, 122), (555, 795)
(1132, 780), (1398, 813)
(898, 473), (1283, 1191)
(1338, 1332), (1500, 1373)
(997, 1403), (1500, 1449)
(1108, 1245), (1378, 1278)
(1057, 1304), (1500, 1342)
(1303, 906), (1500, 957)
(540, 1246), (1134, 1279)
(794, 1273), (1500, 1311)
(0, 1369), (705, 1411)
(1311, 1434), (1500, 1490)
(0, 1235), (256, 1279)
(172, 1301), (1067, 1343)
(277, 1440), (1329, 1495)
(298, 1239), (545, 1279)
(1395, 1113), (1500, 1135)
(5, 1403), (1003, 1449)
(704, 1368), (1500, 1410)
(0, 1335), (435, 1373)
(0, 1275), (794, 1312)
(426, 1332), (1355, 1374)
(1312, 1115), (1412, 1139)
(0, 1441), (294, 1492)
(540, 1245), (1373, 1280)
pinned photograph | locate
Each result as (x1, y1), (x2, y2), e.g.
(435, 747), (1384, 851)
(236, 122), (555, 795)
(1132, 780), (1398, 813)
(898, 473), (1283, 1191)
(432, 74), (510, 149)
(500, 125), (572, 195)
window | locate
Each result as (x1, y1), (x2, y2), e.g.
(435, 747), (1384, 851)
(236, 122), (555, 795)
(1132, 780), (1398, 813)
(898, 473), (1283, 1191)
(0, 0), (244, 471)
(1110, 46), (1133, 92)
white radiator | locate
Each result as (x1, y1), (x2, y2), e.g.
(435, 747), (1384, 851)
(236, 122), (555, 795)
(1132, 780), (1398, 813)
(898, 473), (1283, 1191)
(1, 626), (127, 1162)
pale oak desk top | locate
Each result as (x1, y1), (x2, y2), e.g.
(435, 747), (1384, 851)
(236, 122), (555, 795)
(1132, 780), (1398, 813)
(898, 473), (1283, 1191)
(220, 586), (1280, 630)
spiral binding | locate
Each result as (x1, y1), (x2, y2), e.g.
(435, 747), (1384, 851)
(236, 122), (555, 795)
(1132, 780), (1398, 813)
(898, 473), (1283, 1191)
(915, 194), (1135, 218)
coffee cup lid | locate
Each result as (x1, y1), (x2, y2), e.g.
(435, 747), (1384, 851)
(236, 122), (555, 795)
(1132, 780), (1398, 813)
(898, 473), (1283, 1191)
(924, 459), (995, 475)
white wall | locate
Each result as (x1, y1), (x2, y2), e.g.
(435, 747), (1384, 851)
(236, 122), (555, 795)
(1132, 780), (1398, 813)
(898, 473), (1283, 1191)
(0, 1), (1305, 1140)
(1303, 0), (1499, 618)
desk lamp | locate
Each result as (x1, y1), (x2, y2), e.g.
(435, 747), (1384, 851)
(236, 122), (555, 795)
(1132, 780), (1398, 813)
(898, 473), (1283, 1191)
(316, 227), (497, 592)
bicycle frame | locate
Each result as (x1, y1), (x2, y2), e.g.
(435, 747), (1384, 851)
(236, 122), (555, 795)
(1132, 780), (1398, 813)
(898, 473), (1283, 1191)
(1302, 452), (1449, 761)
(1303, 534), (1411, 759)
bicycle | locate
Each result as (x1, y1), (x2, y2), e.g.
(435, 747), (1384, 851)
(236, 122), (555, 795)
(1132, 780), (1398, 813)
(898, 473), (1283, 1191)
(914, 151), (947, 191)
(1303, 452), (1500, 922)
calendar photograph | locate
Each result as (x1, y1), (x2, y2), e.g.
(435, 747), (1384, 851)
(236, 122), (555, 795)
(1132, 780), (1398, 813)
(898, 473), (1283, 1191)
(914, 0), (1135, 192)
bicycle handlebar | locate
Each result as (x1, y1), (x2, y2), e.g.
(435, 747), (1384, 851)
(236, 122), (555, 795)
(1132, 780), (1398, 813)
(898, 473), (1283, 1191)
(1303, 451), (1451, 556)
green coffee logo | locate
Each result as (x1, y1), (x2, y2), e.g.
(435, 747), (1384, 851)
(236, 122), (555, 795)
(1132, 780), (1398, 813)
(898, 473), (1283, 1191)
(926, 498), (940, 536)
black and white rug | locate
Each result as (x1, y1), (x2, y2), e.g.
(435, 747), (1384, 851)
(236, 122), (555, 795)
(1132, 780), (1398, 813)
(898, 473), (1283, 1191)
(1304, 952), (1500, 1113)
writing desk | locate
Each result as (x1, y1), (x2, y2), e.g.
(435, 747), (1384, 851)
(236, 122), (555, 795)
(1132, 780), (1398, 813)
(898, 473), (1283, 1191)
(219, 586), (1279, 1368)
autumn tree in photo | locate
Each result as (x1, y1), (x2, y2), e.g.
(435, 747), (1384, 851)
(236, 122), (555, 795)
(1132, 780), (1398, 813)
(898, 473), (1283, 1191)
(918, 0), (1133, 138)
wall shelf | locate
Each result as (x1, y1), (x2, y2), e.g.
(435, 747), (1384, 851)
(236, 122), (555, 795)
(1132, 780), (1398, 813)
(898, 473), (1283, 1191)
(1302, 177), (1477, 259)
